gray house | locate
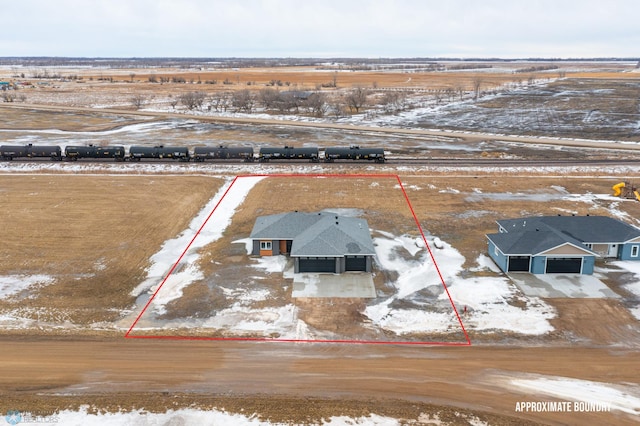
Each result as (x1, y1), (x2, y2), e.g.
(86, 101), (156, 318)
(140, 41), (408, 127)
(249, 211), (376, 274)
(486, 215), (640, 275)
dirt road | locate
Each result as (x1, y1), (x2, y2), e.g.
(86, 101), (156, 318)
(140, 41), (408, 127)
(0, 338), (637, 425)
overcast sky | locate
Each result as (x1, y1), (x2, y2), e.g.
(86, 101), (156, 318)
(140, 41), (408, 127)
(1, 0), (638, 58)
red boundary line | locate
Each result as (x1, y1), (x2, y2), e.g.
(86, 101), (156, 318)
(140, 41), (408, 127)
(125, 173), (471, 346)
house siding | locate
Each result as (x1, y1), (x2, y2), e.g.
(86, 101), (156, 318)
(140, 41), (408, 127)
(531, 256), (547, 274)
(591, 243), (609, 257)
(487, 240), (508, 273)
(257, 240), (280, 256)
(582, 256), (595, 274)
(620, 243), (640, 260)
(542, 244), (592, 256)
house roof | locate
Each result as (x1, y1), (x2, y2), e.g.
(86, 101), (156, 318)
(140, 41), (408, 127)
(486, 230), (593, 256)
(250, 211), (375, 257)
(250, 212), (326, 240)
(496, 215), (640, 244)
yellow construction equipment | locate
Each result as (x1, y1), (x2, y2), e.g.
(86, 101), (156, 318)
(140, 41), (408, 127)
(612, 181), (640, 201)
(612, 182), (625, 197)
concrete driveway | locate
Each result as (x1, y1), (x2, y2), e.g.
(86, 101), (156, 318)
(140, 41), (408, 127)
(292, 272), (376, 298)
(508, 273), (619, 298)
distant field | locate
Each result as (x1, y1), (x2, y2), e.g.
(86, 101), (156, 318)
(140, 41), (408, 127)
(2, 60), (638, 142)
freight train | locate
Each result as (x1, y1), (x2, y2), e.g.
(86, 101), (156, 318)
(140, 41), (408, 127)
(0, 144), (386, 163)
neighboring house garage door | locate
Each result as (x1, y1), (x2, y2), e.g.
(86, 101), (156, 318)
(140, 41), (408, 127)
(508, 256), (530, 272)
(345, 256), (367, 271)
(546, 257), (582, 273)
(299, 258), (335, 273)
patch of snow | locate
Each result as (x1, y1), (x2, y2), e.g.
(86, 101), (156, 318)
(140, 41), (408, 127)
(252, 255), (288, 274)
(133, 176), (265, 315)
(36, 407), (407, 426)
(366, 235), (555, 335)
(470, 254), (502, 273)
(396, 235), (424, 256)
(219, 287), (271, 305)
(432, 237), (444, 249)
(438, 187), (460, 194)
(201, 304), (297, 336)
(509, 375), (640, 415)
(321, 207), (364, 217)
(0, 275), (54, 298)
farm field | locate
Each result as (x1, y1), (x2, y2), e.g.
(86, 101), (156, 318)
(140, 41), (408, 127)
(1, 59), (640, 425)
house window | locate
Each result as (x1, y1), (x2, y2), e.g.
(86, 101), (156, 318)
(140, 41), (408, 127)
(260, 241), (272, 251)
(494, 245), (499, 256)
(632, 245), (639, 258)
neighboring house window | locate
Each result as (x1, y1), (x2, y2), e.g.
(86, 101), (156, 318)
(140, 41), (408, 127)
(260, 241), (272, 250)
(632, 245), (639, 258)
(494, 245), (499, 256)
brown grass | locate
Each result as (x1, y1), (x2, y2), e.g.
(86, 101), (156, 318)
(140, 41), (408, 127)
(0, 175), (223, 323)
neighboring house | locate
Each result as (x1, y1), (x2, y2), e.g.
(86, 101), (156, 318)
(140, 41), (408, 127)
(486, 215), (640, 275)
(249, 211), (376, 274)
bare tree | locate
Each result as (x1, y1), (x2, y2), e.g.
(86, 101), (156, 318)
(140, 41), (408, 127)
(304, 92), (328, 117)
(472, 77), (483, 100)
(179, 91), (206, 110)
(131, 94), (146, 109)
(208, 92), (232, 112)
(345, 87), (368, 113)
(259, 88), (280, 110)
(232, 89), (255, 113)
(129, 72), (136, 83)
(330, 97), (345, 118)
(380, 91), (408, 113)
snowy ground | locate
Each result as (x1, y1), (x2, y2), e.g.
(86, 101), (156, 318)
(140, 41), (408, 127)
(5, 408), (486, 426)
(365, 235), (555, 336)
(500, 373), (640, 416)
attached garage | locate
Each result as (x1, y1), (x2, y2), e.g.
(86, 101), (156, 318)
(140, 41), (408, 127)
(545, 257), (582, 273)
(345, 256), (367, 272)
(298, 257), (336, 273)
(507, 256), (530, 272)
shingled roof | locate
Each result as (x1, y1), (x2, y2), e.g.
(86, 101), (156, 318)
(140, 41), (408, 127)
(497, 216), (640, 244)
(250, 211), (375, 257)
(488, 215), (640, 255)
(486, 229), (591, 255)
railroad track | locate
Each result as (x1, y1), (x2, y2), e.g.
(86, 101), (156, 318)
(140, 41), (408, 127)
(386, 157), (640, 167)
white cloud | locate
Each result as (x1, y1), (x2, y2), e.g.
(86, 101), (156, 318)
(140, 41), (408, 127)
(2, 0), (639, 57)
